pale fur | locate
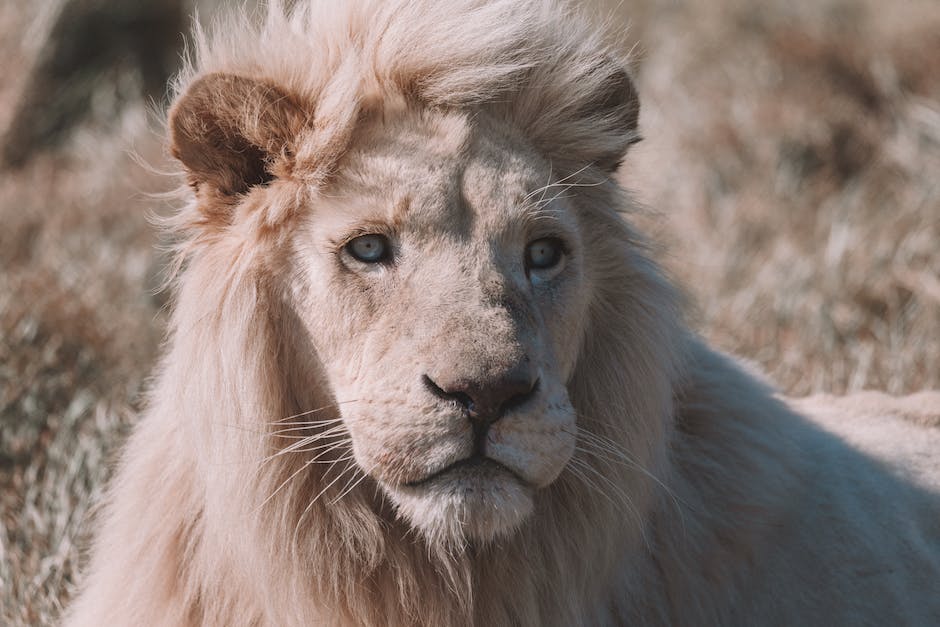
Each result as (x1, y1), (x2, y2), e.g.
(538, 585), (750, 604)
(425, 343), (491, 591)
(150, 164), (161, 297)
(66, 1), (940, 625)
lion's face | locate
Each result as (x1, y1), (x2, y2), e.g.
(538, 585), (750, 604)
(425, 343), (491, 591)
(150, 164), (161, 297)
(288, 108), (590, 543)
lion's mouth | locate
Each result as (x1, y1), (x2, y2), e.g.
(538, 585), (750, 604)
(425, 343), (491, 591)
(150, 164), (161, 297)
(403, 455), (526, 488)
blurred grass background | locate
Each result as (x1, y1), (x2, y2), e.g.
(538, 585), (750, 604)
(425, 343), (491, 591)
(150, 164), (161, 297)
(1, 0), (938, 623)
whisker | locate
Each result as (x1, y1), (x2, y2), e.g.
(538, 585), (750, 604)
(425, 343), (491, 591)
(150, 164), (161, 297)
(255, 437), (358, 516)
(570, 424), (691, 533)
(308, 452), (355, 465)
(270, 399), (360, 424)
(290, 458), (359, 545)
(254, 461), (312, 513)
(212, 418), (343, 437)
(269, 447), (347, 468)
(269, 419), (345, 429)
(535, 161), (556, 206)
(299, 460), (357, 521)
(522, 163), (593, 204)
(272, 424), (347, 451)
(330, 463), (372, 505)
(268, 433), (341, 441)
(564, 461), (607, 502)
(567, 457), (625, 516)
(268, 420), (345, 436)
(521, 161), (554, 204)
(258, 427), (349, 466)
(210, 421), (270, 436)
(569, 456), (651, 550)
(575, 427), (683, 505)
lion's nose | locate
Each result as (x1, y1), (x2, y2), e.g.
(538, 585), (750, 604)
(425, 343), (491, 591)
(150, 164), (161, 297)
(422, 366), (539, 425)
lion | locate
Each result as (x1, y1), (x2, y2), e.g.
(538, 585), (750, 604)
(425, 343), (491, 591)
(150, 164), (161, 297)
(65, 1), (940, 625)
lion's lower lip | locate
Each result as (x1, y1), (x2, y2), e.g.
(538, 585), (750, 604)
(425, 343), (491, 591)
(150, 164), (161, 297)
(404, 456), (522, 487)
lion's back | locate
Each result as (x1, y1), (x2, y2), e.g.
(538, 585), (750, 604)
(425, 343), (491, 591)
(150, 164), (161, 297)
(791, 391), (940, 492)
(737, 391), (940, 625)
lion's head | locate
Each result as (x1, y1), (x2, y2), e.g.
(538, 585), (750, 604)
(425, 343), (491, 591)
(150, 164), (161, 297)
(155, 5), (684, 619)
(60, 2), (693, 624)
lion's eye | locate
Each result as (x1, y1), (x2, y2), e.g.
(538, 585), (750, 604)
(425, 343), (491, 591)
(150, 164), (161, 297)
(525, 238), (563, 271)
(346, 234), (390, 263)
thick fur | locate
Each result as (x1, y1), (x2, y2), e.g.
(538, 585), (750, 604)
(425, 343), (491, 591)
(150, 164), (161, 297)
(66, 1), (940, 625)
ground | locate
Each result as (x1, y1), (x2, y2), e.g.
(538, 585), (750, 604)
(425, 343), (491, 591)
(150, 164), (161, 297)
(1, 0), (938, 623)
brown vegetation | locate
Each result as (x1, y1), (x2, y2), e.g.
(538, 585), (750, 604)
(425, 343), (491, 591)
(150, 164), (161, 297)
(1, 0), (937, 623)
(622, 0), (940, 395)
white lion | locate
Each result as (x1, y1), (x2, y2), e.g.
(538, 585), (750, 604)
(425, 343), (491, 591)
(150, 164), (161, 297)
(65, 1), (940, 625)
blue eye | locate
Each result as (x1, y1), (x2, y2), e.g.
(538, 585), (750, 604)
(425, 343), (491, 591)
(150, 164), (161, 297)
(525, 238), (563, 270)
(347, 234), (390, 263)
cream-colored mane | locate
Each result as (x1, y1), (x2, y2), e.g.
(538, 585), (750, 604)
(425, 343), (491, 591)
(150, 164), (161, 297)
(66, 1), (940, 625)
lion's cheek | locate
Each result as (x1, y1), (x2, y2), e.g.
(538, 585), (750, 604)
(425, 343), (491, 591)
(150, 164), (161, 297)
(487, 418), (576, 488)
(347, 418), (473, 485)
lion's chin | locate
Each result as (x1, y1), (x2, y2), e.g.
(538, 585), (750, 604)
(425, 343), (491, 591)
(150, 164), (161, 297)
(383, 458), (534, 546)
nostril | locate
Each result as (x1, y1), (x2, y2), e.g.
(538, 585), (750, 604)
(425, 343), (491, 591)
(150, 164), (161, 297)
(422, 374), (474, 410)
(422, 374), (448, 400)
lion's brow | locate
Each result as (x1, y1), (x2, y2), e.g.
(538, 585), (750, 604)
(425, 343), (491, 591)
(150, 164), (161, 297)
(390, 195), (412, 227)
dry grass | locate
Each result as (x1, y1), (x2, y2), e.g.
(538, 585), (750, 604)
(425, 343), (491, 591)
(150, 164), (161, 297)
(1, 0), (938, 623)
(622, 0), (940, 395)
(0, 109), (167, 623)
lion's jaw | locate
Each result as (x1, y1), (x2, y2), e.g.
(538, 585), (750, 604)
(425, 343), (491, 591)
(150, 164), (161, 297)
(287, 108), (588, 545)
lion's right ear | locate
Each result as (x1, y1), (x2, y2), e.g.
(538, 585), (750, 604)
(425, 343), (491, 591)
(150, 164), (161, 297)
(168, 73), (306, 198)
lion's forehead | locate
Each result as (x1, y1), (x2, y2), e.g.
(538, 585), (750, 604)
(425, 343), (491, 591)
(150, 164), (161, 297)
(329, 108), (552, 236)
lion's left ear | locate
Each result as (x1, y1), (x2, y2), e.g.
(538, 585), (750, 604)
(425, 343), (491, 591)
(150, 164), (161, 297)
(168, 72), (307, 198)
(524, 57), (641, 175)
(587, 63), (640, 172)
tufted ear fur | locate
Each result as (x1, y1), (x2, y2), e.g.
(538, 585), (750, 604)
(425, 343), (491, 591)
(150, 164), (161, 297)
(588, 63), (641, 172)
(168, 73), (307, 198)
(514, 55), (641, 175)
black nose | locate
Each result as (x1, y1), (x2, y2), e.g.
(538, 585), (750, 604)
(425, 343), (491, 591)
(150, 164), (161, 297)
(422, 366), (539, 425)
